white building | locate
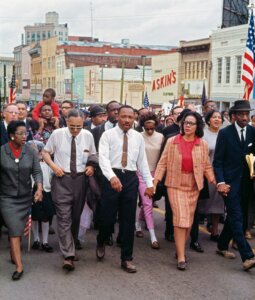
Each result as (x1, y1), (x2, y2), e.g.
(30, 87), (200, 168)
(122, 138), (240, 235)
(210, 24), (255, 110)
(0, 56), (14, 100)
(24, 12), (68, 45)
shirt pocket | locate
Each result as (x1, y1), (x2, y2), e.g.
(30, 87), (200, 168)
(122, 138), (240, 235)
(129, 148), (139, 163)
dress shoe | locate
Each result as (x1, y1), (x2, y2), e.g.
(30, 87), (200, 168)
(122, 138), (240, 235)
(121, 260), (137, 273)
(12, 270), (23, 280)
(136, 230), (144, 238)
(105, 235), (113, 246)
(243, 257), (255, 271)
(165, 233), (174, 242)
(32, 240), (40, 250)
(75, 240), (83, 250)
(96, 244), (105, 260)
(62, 259), (75, 271)
(151, 241), (160, 250)
(216, 249), (236, 259)
(190, 242), (204, 253)
(41, 243), (53, 253)
(210, 234), (219, 242)
(177, 261), (187, 271)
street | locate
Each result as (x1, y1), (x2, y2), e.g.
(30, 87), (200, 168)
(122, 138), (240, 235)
(0, 202), (255, 300)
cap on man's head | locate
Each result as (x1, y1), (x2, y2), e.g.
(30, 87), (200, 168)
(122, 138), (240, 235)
(232, 100), (253, 112)
(90, 105), (106, 117)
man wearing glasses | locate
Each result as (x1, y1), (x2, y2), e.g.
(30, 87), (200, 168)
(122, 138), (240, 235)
(0, 104), (19, 146)
(42, 109), (96, 271)
(162, 106), (183, 137)
(59, 100), (74, 128)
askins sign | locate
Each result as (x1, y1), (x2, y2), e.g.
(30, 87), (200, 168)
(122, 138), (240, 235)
(151, 52), (180, 104)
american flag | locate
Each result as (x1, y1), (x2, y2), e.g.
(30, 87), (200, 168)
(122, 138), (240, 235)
(24, 209), (32, 237)
(242, 11), (255, 100)
(9, 66), (16, 103)
(143, 91), (150, 108)
(201, 81), (206, 106)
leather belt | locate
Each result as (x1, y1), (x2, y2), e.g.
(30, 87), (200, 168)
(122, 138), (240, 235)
(64, 172), (84, 176)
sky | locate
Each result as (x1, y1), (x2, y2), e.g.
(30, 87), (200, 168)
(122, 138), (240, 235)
(0, 0), (224, 56)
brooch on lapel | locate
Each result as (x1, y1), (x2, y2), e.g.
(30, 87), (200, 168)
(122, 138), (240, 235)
(15, 158), (19, 163)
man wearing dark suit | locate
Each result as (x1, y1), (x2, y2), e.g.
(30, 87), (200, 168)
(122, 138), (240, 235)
(16, 101), (33, 141)
(162, 106), (183, 137)
(85, 106), (106, 132)
(213, 100), (255, 271)
(0, 104), (19, 146)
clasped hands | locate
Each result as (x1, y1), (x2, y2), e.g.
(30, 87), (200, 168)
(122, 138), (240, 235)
(110, 176), (154, 198)
(217, 183), (231, 197)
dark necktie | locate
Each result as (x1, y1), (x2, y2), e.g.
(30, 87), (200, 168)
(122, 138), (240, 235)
(240, 128), (245, 146)
(70, 136), (77, 178)
(121, 132), (128, 168)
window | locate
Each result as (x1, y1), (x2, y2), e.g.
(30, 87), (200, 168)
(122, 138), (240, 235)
(236, 56), (242, 84)
(225, 57), (231, 84)
(31, 32), (35, 42)
(217, 58), (222, 84)
(48, 31), (51, 38)
(42, 31), (46, 40)
(51, 56), (55, 68)
(48, 57), (51, 69)
(52, 77), (55, 88)
(37, 31), (41, 41)
(48, 77), (51, 88)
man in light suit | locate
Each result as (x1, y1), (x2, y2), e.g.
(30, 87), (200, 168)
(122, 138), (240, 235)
(213, 100), (255, 271)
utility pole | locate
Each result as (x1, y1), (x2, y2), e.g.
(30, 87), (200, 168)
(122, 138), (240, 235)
(90, 2), (94, 41)
(141, 55), (146, 105)
(120, 57), (125, 104)
(71, 66), (74, 102)
(100, 67), (104, 104)
(4, 64), (6, 102)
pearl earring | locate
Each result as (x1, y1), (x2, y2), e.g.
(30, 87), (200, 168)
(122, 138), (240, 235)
(11, 137), (14, 140)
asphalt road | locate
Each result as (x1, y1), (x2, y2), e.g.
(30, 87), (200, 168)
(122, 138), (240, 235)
(1, 202), (255, 300)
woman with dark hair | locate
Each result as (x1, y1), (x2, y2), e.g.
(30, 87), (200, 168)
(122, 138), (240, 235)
(154, 112), (216, 270)
(135, 112), (164, 249)
(0, 120), (43, 280)
(199, 111), (225, 242)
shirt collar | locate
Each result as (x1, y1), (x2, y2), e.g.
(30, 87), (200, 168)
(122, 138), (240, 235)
(235, 122), (246, 133)
(116, 124), (131, 135)
(4, 120), (8, 130)
(65, 127), (82, 139)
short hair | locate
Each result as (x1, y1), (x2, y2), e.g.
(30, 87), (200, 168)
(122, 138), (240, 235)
(204, 110), (224, 126)
(180, 111), (204, 138)
(171, 106), (182, 114)
(106, 100), (119, 111)
(16, 101), (27, 108)
(118, 105), (135, 114)
(204, 100), (216, 107)
(3, 103), (17, 111)
(7, 120), (26, 139)
(61, 100), (74, 108)
(43, 88), (56, 98)
(140, 111), (159, 127)
(67, 109), (84, 119)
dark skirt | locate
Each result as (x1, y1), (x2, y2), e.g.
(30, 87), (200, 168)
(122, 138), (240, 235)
(0, 193), (32, 236)
(32, 191), (55, 221)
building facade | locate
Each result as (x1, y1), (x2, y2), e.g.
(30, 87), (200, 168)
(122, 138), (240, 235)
(0, 56), (14, 100)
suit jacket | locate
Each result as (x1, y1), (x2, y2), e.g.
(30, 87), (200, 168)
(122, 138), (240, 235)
(154, 134), (215, 190)
(91, 122), (106, 152)
(0, 122), (8, 146)
(0, 143), (43, 197)
(213, 124), (255, 195)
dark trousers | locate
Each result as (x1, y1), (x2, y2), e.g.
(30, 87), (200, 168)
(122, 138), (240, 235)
(218, 178), (254, 262)
(97, 170), (139, 261)
(51, 174), (87, 258)
(165, 189), (199, 242)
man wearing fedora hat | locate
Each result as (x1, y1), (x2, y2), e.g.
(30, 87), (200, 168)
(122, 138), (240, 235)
(213, 100), (255, 270)
(85, 105), (106, 132)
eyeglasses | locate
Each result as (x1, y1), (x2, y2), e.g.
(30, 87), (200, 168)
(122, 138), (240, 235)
(173, 112), (181, 116)
(62, 106), (72, 110)
(183, 121), (197, 127)
(15, 132), (29, 137)
(6, 111), (19, 115)
(69, 125), (83, 130)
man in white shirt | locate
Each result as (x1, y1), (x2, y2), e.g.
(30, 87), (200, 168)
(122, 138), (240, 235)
(0, 104), (19, 146)
(43, 109), (96, 271)
(96, 105), (154, 273)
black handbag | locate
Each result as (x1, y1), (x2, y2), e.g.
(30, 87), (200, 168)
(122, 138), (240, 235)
(198, 177), (209, 200)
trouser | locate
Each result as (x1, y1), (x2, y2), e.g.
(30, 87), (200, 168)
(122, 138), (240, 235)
(51, 174), (87, 259)
(97, 169), (139, 261)
(218, 178), (254, 262)
(137, 171), (155, 229)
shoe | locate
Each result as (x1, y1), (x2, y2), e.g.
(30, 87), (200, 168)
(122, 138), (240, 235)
(216, 249), (236, 259)
(32, 241), (40, 250)
(121, 260), (137, 273)
(12, 270), (23, 281)
(190, 242), (204, 253)
(245, 231), (253, 240)
(136, 230), (144, 238)
(151, 241), (160, 250)
(243, 257), (255, 271)
(165, 233), (174, 242)
(41, 243), (53, 253)
(73, 253), (80, 261)
(105, 235), (113, 246)
(177, 261), (187, 271)
(231, 240), (238, 250)
(75, 240), (83, 250)
(175, 253), (189, 263)
(49, 226), (55, 235)
(62, 259), (75, 271)
(210, 234), (219, 242)
(96, 244), (105, 260)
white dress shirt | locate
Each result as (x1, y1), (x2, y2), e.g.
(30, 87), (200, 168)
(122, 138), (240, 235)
(235, 122), (247, 141)
(99, 125), (153, 188)
(104, 120), (115, 131)
(44, 127), (96, 172)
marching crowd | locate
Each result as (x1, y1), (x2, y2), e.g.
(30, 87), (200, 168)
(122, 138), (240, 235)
(0, 88), (255, 281)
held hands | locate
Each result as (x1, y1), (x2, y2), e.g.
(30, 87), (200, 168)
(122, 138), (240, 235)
(110, 176), (123, 192)
(153, 179), (159, 195)
(217, 183), (231, 197)
(85, 166), (94, 177)
(144, 187), (154, 199)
